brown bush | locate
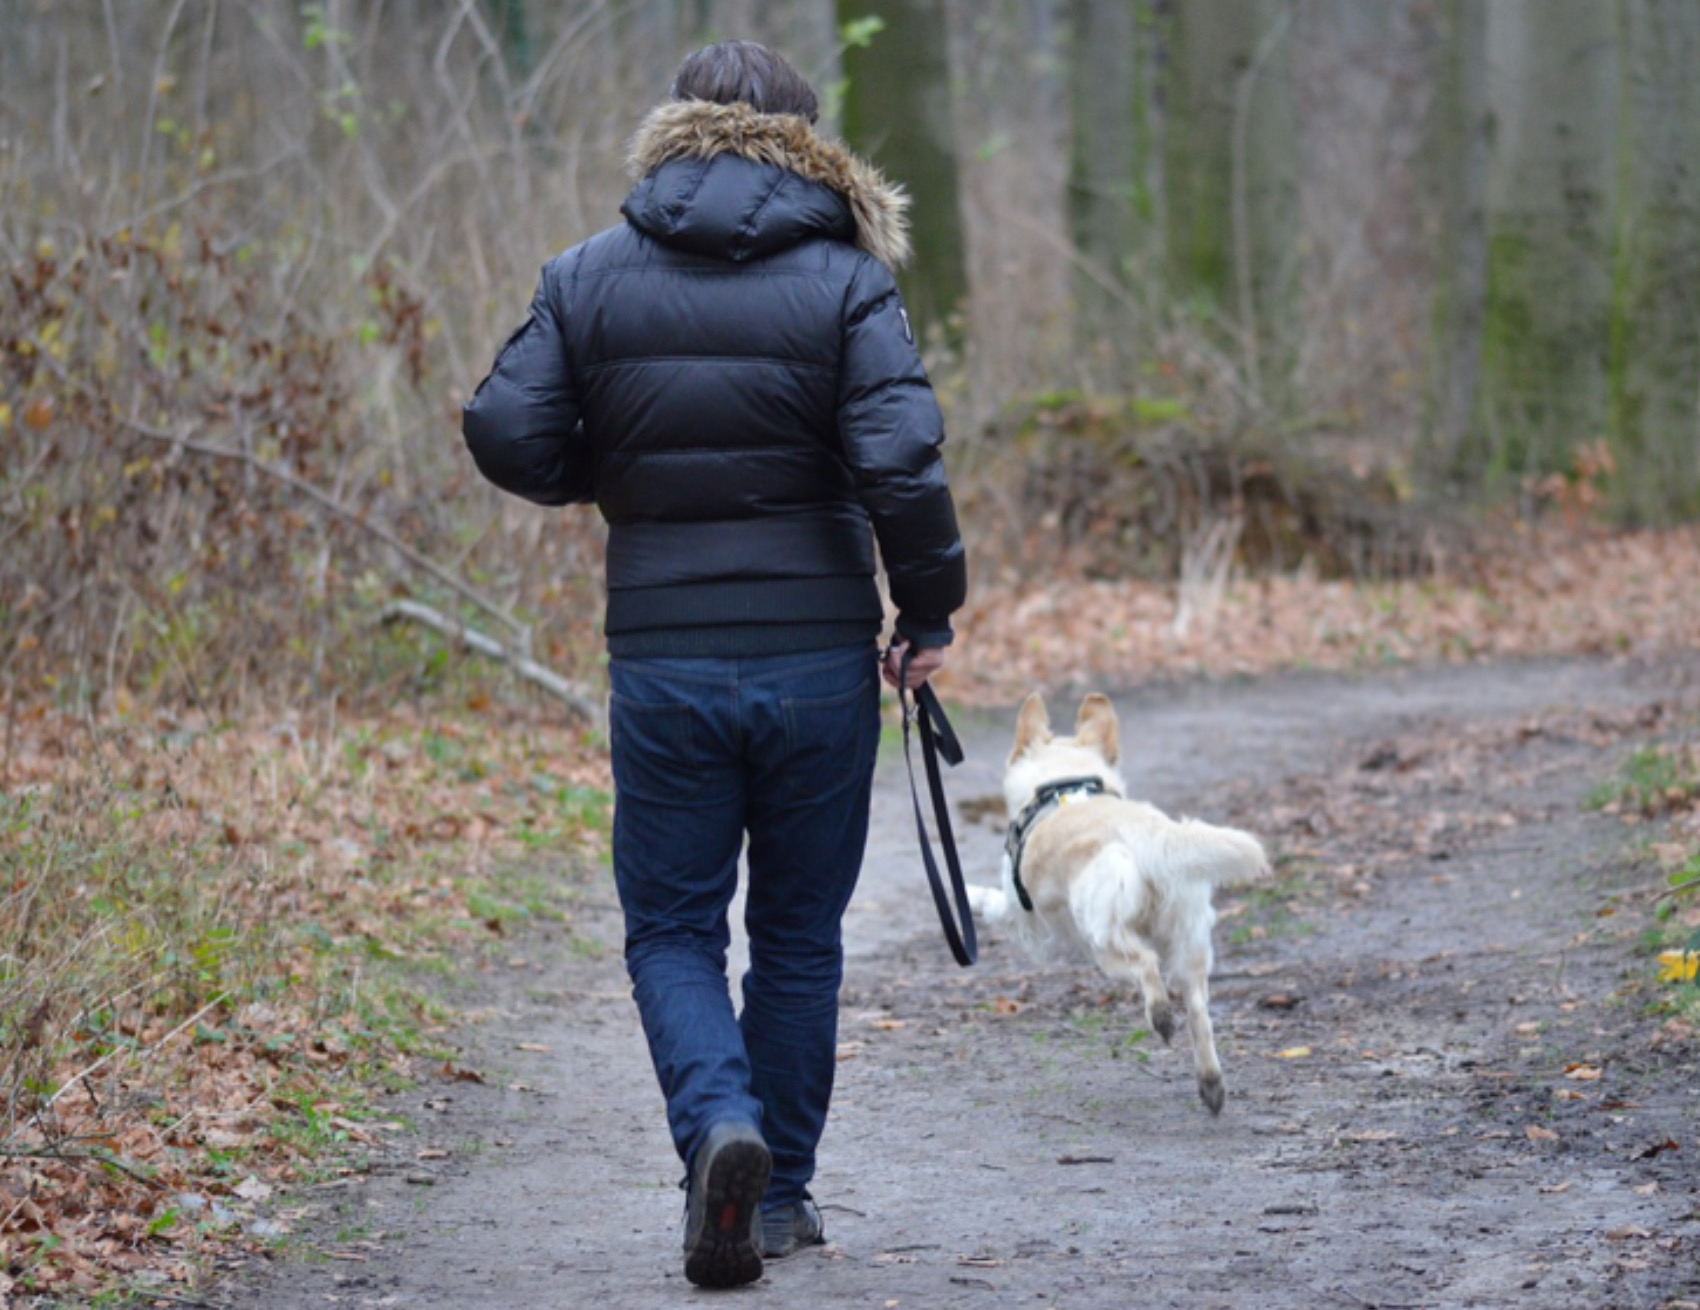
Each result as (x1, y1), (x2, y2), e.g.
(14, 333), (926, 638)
(956, 391), (1467, 586)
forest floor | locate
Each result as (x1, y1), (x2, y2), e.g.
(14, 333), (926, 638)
(225, 651), (1700, 1310)
(7, 524), (1700, 1308)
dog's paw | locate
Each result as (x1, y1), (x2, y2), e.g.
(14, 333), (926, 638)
(1198, 1072), (1225, 1116)
(1149, 1000), (1176, 1044)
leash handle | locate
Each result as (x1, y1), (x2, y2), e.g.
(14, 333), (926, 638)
(895, 645), (977, 968)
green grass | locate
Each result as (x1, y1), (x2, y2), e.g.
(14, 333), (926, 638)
(1587, 743), (1700, 816)
(1224, 870), (1317, 946)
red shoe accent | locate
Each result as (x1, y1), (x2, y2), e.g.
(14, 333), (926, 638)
(718, 1202), (739, 1232)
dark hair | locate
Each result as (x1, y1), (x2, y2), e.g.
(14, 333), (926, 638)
(669, 40), (819, 123)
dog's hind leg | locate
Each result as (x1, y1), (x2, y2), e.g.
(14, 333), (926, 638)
(1176, 950), (1225, 1115)
(1090, 943), (1175, 1044)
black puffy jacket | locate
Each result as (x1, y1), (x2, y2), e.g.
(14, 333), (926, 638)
(462, 100), (967, 657)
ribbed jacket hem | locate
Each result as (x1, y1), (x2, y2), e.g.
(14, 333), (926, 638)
(606, 621), (878, 659)
(605, 576), (882, 634)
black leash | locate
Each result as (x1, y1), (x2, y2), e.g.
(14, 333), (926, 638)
(894, 646), (977, 967)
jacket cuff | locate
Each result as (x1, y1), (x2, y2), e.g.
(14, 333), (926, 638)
(894, 614), (955, 649)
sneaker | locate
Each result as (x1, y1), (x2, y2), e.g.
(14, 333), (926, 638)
(758, 1195), (825, 1260)
(681, 1121), (772, 1288)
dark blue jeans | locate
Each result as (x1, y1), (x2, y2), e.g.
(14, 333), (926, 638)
(608, 643), (880, 1208)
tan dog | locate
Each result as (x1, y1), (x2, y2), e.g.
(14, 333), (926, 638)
(967, 693), (1271, 1114)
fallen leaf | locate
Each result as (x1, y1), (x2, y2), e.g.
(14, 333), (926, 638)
(1526, 1125), (1559, 1142)
(1656, 950), (1698, 983)
(1538, 1181), (1572, 1194)
(1632, 1138), (1679, 1160)
(1563, 1063), (1602, 1081)
(416, 1148), (449, 1160)
(515, 1042), (550, 1054)
(872, 1019), (907, 1031)
(1606, 1225), (1652, 1242)
(1274, 1046), (1312, 1060)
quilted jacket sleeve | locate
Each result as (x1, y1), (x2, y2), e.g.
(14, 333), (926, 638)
(461, 262), (593, 507)
(836, 258), (967, 647)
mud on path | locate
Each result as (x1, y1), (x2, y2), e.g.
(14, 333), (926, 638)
(237, 656), (1700, 1310)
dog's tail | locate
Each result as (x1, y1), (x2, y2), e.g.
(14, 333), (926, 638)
(1163, 819), (1271, 888)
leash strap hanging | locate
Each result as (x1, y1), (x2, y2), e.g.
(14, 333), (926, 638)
(896, 646), (977, 967)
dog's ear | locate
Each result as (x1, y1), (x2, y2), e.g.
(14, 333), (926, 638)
(1075, 694), (1120, 766)
(1011, 692), (1052, 761)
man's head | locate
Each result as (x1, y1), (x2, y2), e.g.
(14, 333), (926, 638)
(669, 40), (819, 124)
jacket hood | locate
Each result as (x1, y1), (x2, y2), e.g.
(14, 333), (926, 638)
(624, 100), (912, 270)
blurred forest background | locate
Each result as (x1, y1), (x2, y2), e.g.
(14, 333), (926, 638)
(2, 0), (1698, 708)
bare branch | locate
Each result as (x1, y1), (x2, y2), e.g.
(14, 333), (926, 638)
(379, 599), (603, 726)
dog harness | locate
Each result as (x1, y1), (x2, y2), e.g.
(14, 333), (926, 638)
(1003, 776), (1109, 912)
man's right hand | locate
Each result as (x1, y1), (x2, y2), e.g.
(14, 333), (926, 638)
(882, 641), (946, 691)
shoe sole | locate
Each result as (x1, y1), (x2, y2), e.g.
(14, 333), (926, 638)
(683, 1134), (772, 1289)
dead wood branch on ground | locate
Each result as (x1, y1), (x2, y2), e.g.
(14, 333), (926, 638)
(379, 600), (603, 725)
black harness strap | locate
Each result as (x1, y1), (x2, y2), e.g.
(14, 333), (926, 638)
(1003, 776), (1109, 911)
(895, 647), (976, 968)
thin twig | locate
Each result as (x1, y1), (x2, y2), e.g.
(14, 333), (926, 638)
(1, 1141), (165, 1189)
(129, 1294), (232, 1310)
(124, 414), (532, 651)
(1651, 875), (1700, 908)
(1326, 1286), (1424, 1310)
(45, 993), (228, 1112)
(24, 334), (534, 652)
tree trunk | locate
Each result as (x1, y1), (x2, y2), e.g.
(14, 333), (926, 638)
(490, 0), (533, 78)
(1418, 0), (1490, 492)
(1159, 0), (1299, 403)
(1607, 0), (1700, 523)
(838, 0), (970, 344)
(1466, 0), (1618, 496)
(1065, 0), (1156, 361)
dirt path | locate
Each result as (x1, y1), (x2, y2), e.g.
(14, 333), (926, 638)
(236, 655), (1700, 1310)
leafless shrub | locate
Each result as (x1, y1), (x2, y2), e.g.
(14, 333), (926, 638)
(957, 390), (1464, 586)
(0, 2), (638, 714)
(1173, 512), (1244, 639)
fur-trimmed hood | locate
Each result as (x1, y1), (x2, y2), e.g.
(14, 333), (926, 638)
(625, 99), (911, 270)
